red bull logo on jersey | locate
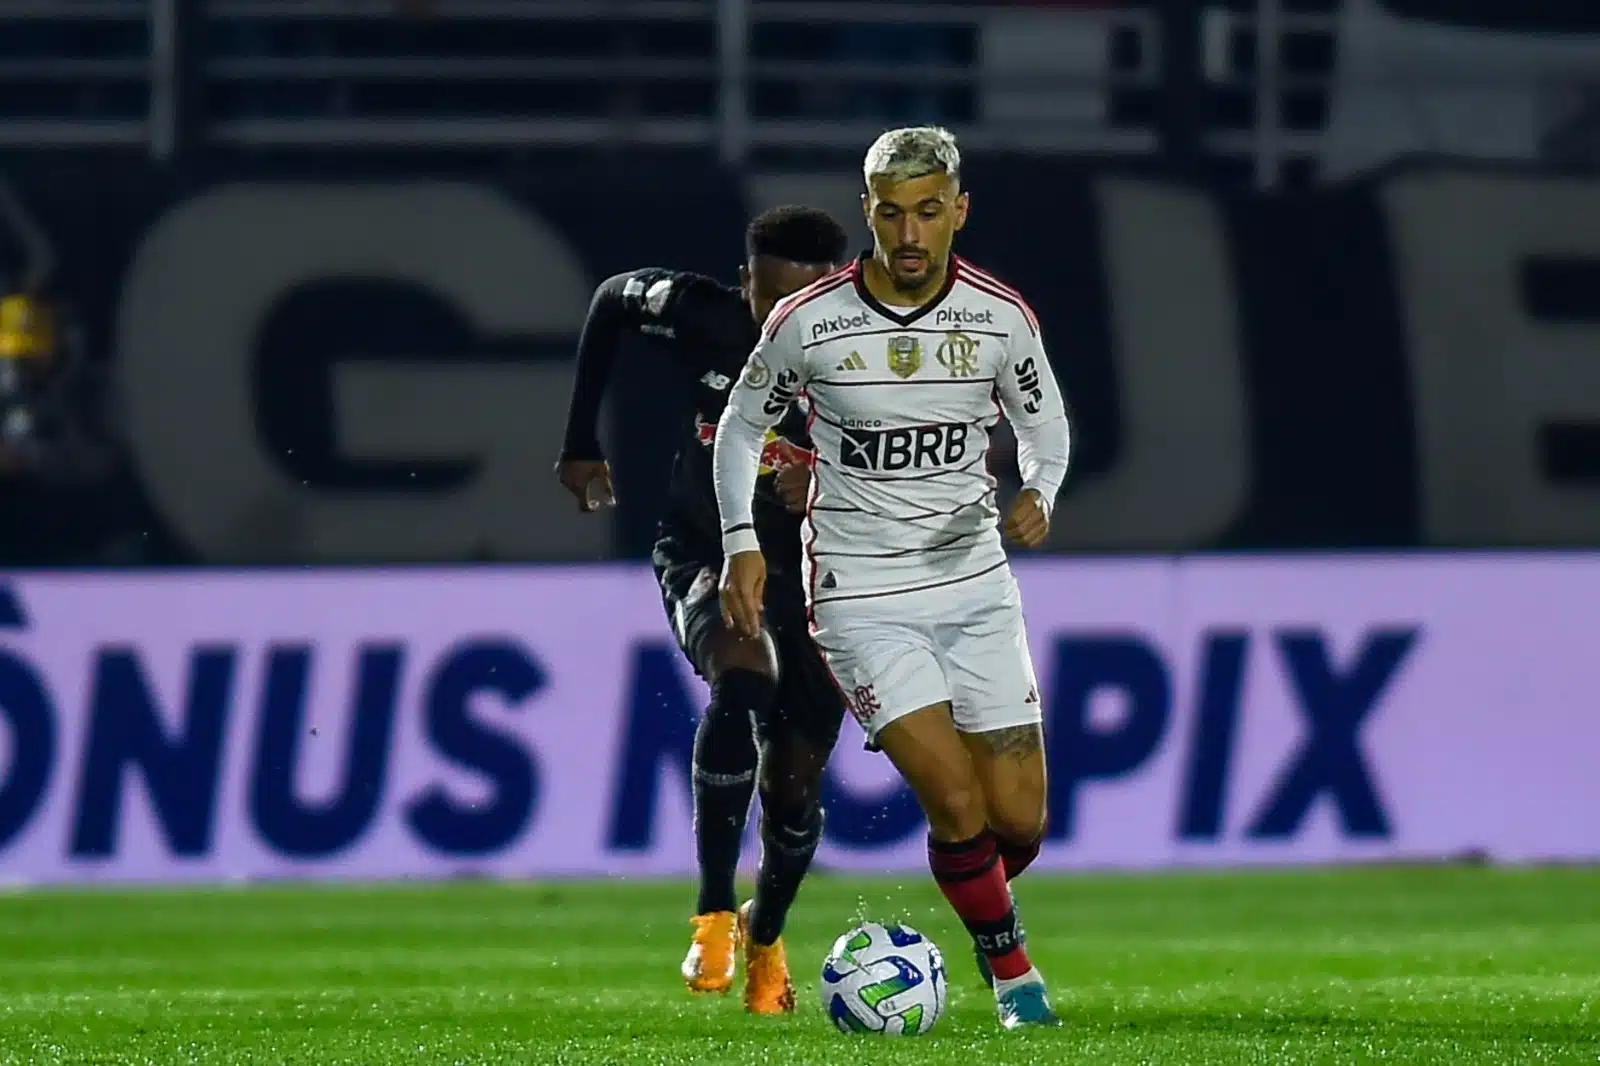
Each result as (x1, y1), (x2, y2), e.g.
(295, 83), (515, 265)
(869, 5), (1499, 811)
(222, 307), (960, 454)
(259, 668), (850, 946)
(694, 416), (811, 473)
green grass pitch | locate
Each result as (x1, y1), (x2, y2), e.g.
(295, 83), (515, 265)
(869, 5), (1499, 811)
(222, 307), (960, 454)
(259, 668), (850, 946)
(1, 867), (1597, 1065)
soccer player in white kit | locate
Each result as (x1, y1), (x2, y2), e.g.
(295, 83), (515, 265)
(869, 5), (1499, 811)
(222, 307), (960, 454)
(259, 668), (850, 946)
(712, 126), (1071, 1030)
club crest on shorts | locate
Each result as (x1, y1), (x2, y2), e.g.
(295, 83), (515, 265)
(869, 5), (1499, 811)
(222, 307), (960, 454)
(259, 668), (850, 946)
(886, 336), (922, 379)
(848, 684), (881, 725)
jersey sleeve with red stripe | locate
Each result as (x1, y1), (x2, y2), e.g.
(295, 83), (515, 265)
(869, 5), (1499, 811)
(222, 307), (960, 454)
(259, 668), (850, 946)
(716, 278), (820, 555)
(761, 259), (857, 341)
(976, 257), (1072, 509)
(955, 256), (1041, 337)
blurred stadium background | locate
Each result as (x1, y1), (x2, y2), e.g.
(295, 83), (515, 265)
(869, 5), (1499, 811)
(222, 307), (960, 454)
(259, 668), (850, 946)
(0, 1), (1598, 1062)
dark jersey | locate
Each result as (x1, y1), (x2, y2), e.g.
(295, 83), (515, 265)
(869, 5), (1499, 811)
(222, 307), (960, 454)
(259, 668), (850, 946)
(559, 268), (812, 565)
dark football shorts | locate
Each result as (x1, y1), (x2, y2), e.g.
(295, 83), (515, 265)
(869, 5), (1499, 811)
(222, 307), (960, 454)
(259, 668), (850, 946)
(652, 530), (845, 751)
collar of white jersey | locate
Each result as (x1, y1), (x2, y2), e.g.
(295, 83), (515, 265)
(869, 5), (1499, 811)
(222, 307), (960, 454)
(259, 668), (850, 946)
(849, 251), (961, 328)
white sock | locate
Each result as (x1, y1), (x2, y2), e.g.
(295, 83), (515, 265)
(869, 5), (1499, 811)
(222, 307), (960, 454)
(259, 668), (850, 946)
(993, 966), (1044, 1000)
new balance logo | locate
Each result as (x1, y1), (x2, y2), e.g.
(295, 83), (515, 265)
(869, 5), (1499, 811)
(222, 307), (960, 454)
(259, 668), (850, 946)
(700, 371), (731, 391)
(836, 352), (867, 372)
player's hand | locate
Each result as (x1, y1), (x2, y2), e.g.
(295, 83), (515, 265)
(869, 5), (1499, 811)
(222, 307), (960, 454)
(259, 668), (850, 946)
(1003, 489), (1051, 548)
(555, 458), (615, 513)
(720, 550), (767, 640)
(775, 462), (810, 514)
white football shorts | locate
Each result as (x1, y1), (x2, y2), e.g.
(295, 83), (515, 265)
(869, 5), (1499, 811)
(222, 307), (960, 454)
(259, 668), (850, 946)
(809, 563), (1043, 743)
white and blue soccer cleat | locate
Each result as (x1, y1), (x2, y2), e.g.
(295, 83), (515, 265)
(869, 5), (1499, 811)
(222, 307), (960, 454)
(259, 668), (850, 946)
(995, 975), (1062, 1030)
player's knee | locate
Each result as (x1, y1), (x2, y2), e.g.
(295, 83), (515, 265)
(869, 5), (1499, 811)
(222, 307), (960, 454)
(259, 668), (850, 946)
(989, 805), (1046, 847)
(763, 797), (824, 853)
(698, 668), (776, 764)
(709, 667), (778, 721)
(759, 765), (817, 812)
(758, 736), (829, 810)
(986, 781), (1047, 844)
(923, 782), (986, 840)
(710, 627), (777, 679)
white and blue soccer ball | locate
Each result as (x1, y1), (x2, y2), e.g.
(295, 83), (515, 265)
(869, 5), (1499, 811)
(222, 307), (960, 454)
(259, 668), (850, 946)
(819, 920), (948, 1036)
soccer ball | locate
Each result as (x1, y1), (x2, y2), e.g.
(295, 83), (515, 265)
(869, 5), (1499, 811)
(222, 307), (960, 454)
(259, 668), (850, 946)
(819, 920), (948, 1036)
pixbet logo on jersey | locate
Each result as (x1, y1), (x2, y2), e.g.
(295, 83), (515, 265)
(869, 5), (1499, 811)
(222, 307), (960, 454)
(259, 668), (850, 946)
(934, 307), (995, 328)
(840, 423), (970, 472)
(810, 311), (874, 341)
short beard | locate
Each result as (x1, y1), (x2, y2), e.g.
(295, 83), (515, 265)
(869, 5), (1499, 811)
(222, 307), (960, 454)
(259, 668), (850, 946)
(890, 264), (939, 295)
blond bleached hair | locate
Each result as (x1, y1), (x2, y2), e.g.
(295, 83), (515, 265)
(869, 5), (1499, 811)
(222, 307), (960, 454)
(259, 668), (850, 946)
(862, 126), (961, 186)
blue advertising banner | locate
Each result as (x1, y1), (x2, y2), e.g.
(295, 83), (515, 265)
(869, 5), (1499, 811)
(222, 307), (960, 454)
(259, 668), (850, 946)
(0, 556), (1594, 885)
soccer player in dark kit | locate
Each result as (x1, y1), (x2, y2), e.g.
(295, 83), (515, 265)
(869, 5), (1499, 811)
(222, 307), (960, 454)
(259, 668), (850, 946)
(555, 206), (851, 1015)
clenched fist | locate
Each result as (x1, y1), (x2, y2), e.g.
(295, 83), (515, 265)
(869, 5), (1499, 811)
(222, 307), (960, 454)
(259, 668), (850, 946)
(1003, 488), (1051, 548)
(555, 458), (616, 513)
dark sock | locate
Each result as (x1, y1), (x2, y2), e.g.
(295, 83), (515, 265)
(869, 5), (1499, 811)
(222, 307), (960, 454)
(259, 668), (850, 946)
(998, 834), (1042, 881)
(748, 801), (824, 945)
(928, 831), (1032, 981)
(692, 669), (770, 915)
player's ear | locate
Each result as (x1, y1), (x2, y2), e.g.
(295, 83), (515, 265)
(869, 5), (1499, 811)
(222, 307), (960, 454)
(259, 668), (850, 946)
(860, 191), (871, 224)
(738, 263), (752, 300)
(954, 191), (970, 232)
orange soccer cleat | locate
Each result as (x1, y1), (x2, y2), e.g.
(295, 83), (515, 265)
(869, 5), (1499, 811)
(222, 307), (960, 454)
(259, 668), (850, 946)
(682, 911), (740, 994)
(738, 901), (797, 1015)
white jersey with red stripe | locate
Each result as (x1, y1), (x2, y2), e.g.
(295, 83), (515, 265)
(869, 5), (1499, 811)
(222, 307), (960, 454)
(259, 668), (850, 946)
(713, 254), (1071, 607)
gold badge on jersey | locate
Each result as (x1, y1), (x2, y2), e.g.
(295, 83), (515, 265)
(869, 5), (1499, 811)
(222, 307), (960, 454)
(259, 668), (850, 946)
(886, 335), (922, 379)
(936, 332), (981, 377)
(741, 356), (772, 389)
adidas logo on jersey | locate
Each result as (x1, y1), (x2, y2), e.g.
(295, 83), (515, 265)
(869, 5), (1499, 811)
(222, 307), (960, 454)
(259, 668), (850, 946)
(836, 352), (867, 372)
(820, 571), (838, 590)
